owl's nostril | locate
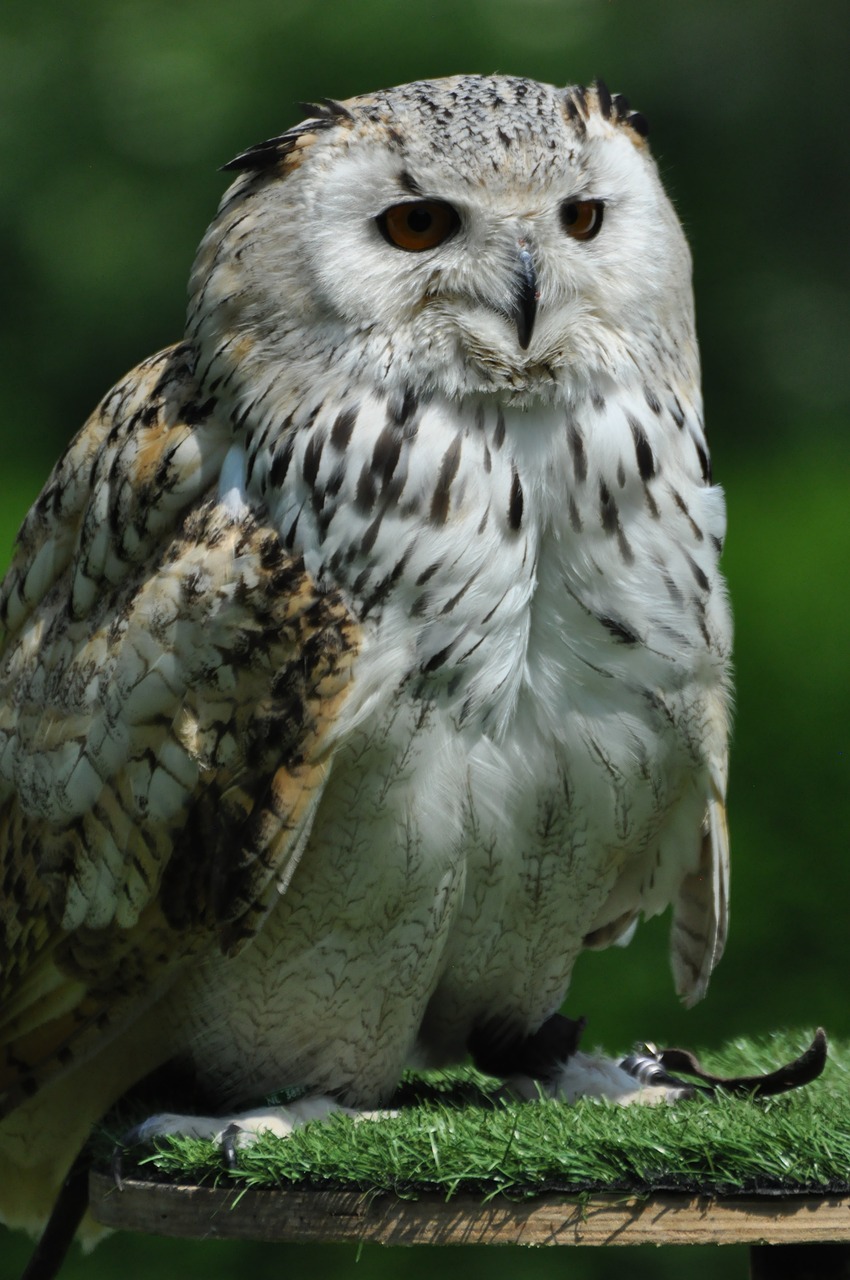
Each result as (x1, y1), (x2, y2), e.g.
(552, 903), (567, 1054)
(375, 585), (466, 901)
(512, 246), (539, 350)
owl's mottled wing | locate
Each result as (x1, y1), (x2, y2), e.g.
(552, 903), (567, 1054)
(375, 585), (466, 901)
(0, 344), (359, 1116)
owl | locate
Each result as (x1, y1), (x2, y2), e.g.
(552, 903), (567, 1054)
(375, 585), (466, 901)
(0, 75), (731, 1243)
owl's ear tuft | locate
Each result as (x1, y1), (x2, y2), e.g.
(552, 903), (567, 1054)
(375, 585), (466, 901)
(593, 79), (613, 120)
(565, 80), (650, 144)
(221, 105), (349, 173)
(623, 110), (650, 139)
(607, 90), (650, 140)
(298, 98), (355, 123)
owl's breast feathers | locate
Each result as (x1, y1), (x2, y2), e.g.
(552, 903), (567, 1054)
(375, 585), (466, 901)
(0, 343), (359, 1117)
(0, 335), (729, 1121)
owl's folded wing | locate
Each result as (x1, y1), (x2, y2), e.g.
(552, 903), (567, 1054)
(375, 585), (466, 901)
(670, 765), (730, 1008)
(0, 344), (359, 1116)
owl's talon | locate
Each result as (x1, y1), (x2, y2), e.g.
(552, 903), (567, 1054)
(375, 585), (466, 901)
(110, 1119), (152, 1190)
(220, 1123), (242, 1170)
(110, 1145), (125, 1193)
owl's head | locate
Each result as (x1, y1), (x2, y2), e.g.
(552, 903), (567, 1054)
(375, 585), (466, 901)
(188, 75), (696, 412)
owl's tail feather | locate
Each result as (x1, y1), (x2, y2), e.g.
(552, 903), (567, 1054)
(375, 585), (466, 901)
(18, 1146), (90, 1280)
(670, 785), (729, 1008)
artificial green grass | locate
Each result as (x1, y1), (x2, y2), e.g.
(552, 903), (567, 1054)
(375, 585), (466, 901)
(102, 1030), (850, 1201)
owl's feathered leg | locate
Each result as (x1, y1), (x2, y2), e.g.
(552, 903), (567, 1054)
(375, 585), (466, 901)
(468, 1012), (588, 1081)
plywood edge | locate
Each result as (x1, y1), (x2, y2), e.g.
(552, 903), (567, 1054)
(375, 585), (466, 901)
(87, 1174), (850, 1247)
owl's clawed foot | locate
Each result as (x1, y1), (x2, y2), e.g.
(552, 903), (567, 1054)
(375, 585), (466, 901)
(620, 1027), (827, 1100)
(110, 1097), (397, 1186)
(219, 1123), (242, 1171)
(525, 1028), (826, 1107)
(471, 1013), (690, 1104)
(534, 1050), (694, 1104)
(474, 1014), (827, 1106)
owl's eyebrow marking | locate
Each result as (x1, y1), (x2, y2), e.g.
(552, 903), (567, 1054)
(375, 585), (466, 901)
(398, 170), (425, 197)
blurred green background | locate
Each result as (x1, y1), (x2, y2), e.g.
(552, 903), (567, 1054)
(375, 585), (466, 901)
(1, 0), (847, 1276)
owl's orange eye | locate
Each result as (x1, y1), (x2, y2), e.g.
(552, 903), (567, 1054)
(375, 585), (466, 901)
(378, 201), (460, 251)
(560, 199), (604, 241)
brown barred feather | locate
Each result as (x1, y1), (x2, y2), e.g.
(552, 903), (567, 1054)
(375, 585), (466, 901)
(0, 349), (359, 1118)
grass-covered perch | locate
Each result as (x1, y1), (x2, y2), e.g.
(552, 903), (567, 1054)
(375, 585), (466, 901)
(100, 1030), (850, 1201)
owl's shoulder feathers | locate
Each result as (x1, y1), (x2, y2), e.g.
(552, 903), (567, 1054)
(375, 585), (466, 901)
(0, 344), (359, 1115)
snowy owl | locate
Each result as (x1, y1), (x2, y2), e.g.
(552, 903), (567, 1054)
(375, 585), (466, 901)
(0, 74), (732, 1250)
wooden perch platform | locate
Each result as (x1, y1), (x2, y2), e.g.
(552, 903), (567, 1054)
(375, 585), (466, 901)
(89, 1173), (850, 1275)
(83, 1034), (850, 1275)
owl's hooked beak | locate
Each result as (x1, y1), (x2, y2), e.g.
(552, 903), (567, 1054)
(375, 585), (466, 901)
(510, 245), (539, 351)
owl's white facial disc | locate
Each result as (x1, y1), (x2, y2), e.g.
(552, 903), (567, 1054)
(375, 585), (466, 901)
(189, 75), (697, 411)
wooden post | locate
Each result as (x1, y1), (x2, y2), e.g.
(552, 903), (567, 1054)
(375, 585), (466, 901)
(89, 1175), (850, 1253)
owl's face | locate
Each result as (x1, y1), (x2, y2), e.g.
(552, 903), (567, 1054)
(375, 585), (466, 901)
(189, 76), (697, 411)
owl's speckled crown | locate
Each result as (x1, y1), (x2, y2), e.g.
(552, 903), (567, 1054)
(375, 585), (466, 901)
(222, 75), (649, 177)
